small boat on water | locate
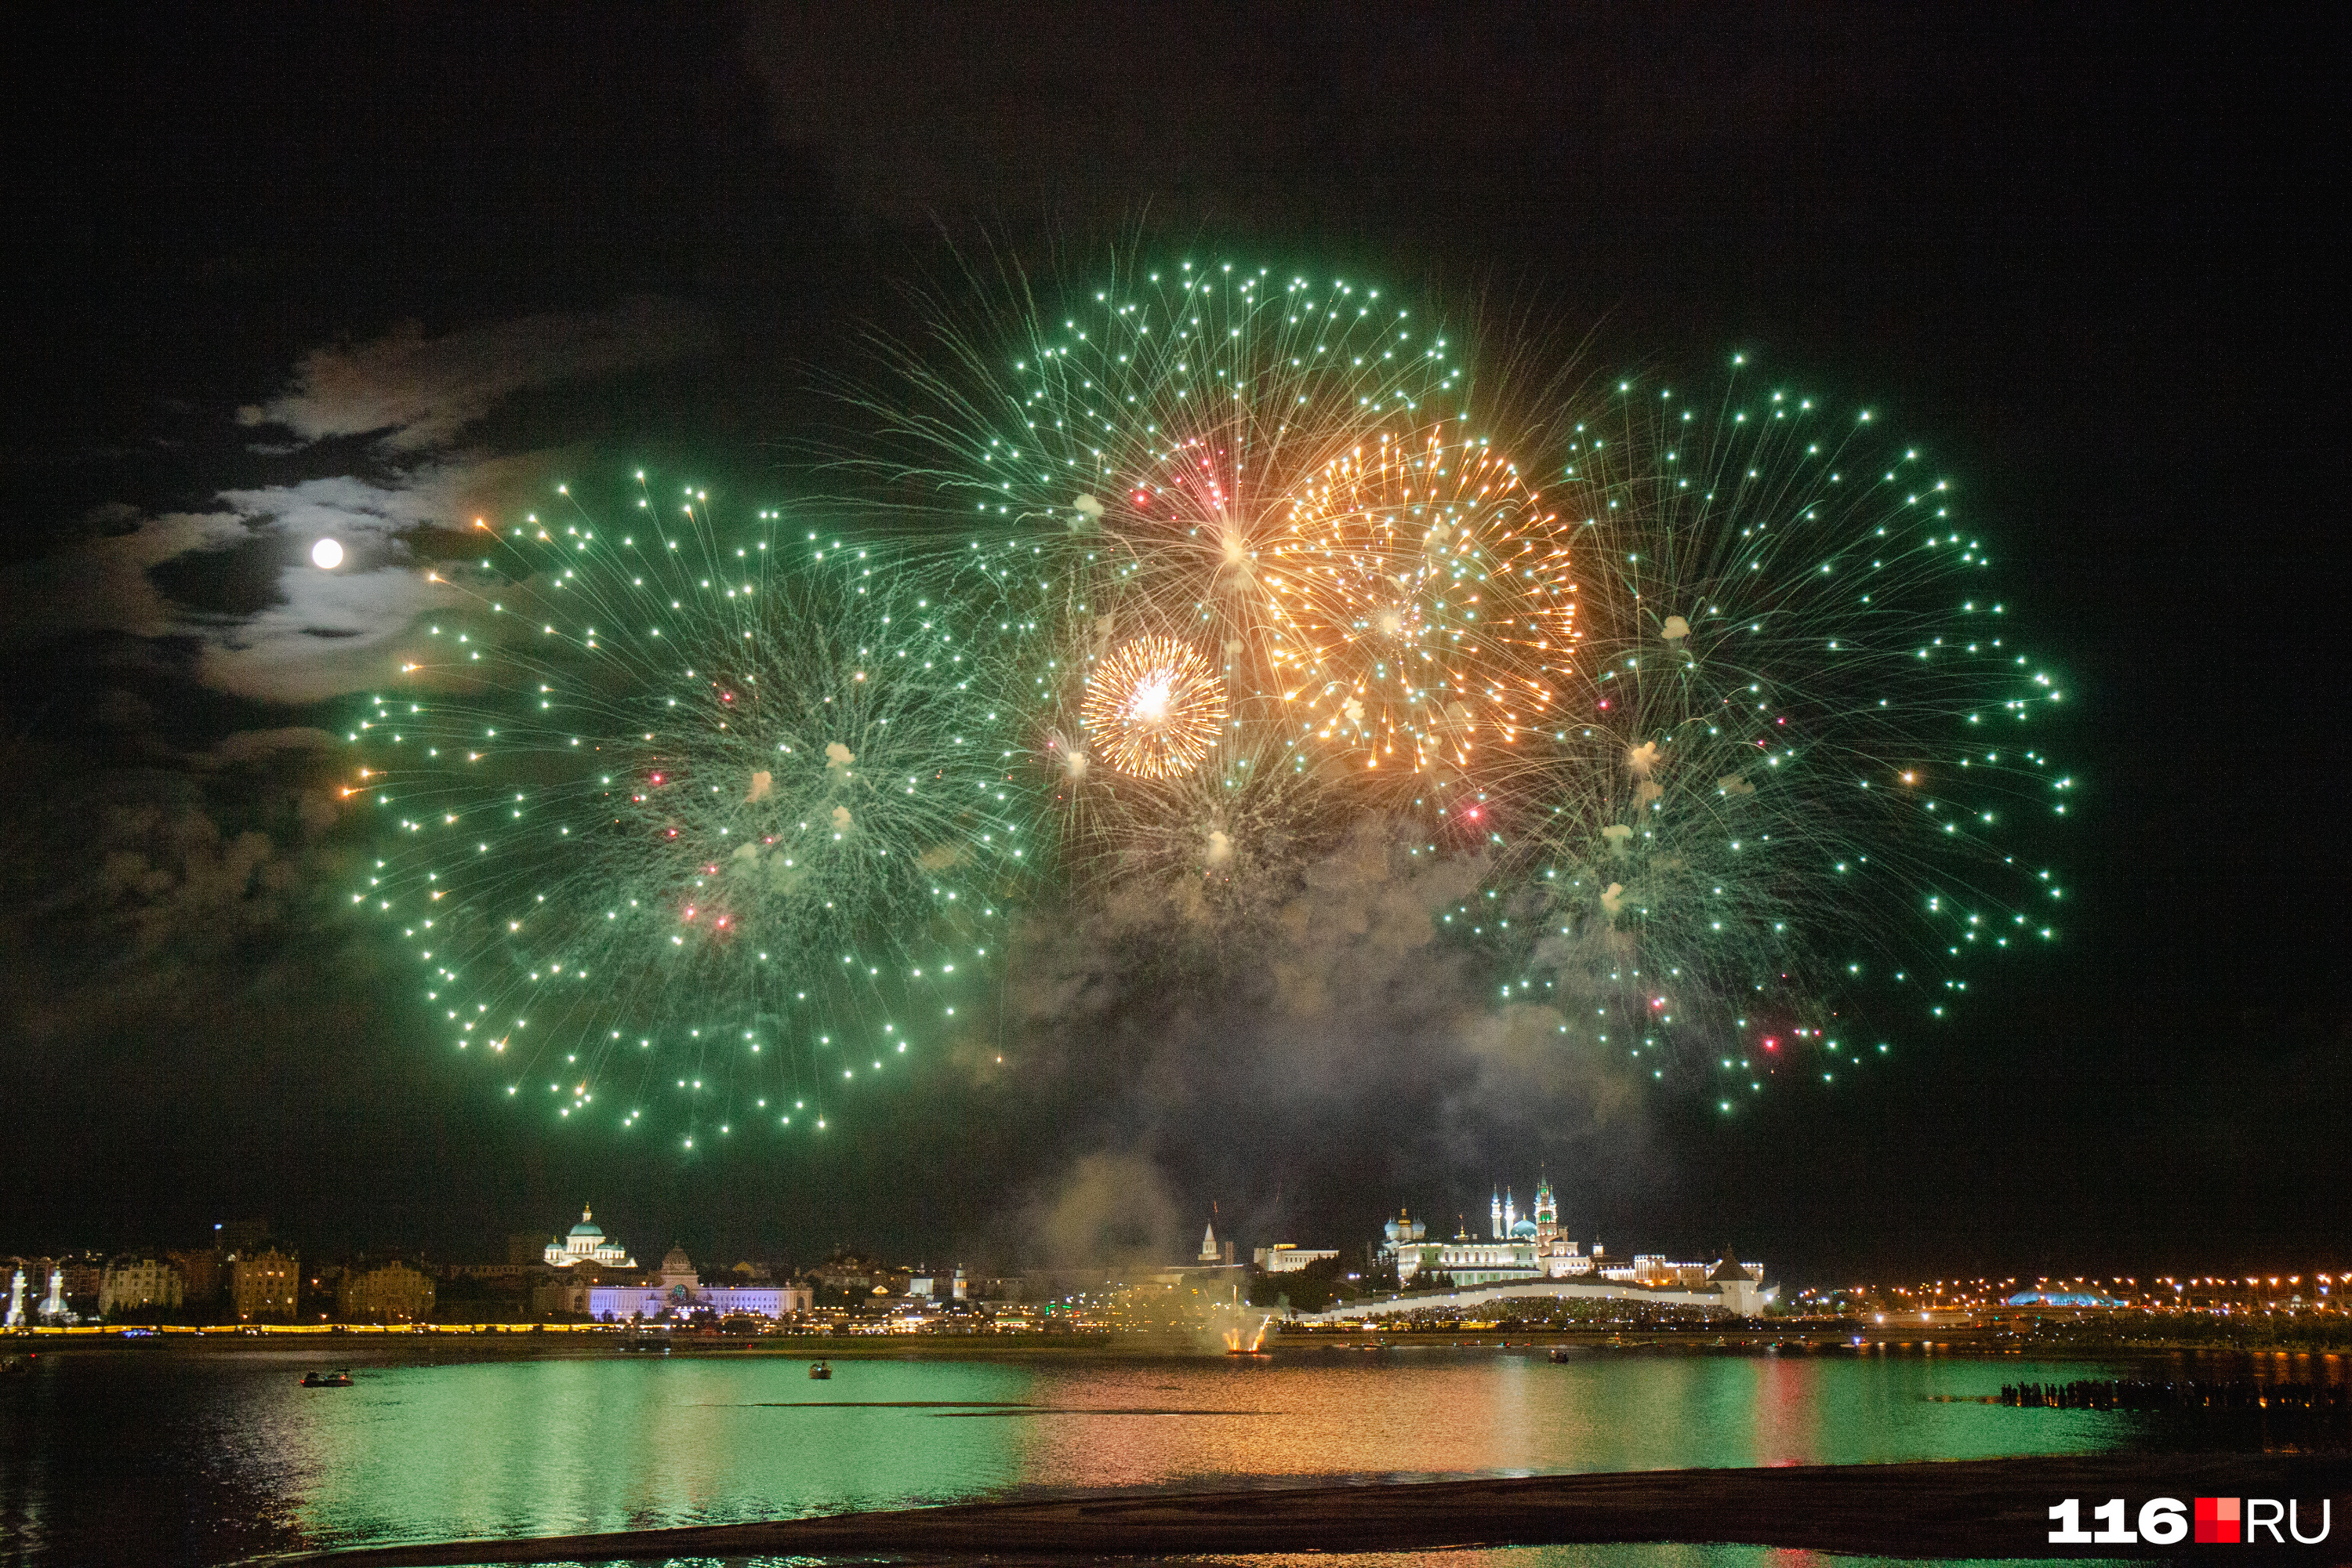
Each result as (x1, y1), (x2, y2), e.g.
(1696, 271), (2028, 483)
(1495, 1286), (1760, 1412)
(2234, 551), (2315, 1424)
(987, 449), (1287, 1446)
(1548, 1348), (1573, 1363)
(300, 1370), (354, 1388)
(808, 1361), (831, 1380)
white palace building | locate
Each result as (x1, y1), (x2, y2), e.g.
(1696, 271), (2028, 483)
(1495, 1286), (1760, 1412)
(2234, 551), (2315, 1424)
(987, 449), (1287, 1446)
(536, 1206), (810, 1320)
(587, 1247), (810, 1322)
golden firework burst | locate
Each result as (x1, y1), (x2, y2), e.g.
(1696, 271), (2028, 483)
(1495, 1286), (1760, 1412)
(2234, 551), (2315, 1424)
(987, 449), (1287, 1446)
(1081, 633), (1229, 779)
(1263, 419), (1577, 780)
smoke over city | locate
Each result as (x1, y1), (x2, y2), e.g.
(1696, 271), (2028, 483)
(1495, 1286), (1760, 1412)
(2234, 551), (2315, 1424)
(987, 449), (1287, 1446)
(971, 818), (1652, 1272)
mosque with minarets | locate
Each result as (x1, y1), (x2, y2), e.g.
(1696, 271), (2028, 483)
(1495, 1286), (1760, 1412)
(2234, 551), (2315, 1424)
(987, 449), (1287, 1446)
(1380, 1173), (1599, 1287)
(1374, 1172), (1765, 1307)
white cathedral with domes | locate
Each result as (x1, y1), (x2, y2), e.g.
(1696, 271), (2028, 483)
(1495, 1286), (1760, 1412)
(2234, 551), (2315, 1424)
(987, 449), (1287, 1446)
(544, 1207), (637, 1269)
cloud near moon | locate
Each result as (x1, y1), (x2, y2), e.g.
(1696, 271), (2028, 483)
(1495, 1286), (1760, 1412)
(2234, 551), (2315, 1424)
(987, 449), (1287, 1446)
(3, 303), (724, 706)
(236, 297), (710, 452)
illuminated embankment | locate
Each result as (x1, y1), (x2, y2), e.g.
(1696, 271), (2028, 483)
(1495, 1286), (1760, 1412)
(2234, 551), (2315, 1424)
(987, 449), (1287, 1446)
(1295, 1277), (1752, 1323)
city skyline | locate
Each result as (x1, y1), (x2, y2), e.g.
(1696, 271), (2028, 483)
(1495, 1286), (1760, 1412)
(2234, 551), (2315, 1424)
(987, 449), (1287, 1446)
(9, 1186), (2348, 1316)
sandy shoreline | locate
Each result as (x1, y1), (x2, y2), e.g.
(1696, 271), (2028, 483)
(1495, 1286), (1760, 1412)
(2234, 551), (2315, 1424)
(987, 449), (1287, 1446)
(265, 1452), (2352, 1564)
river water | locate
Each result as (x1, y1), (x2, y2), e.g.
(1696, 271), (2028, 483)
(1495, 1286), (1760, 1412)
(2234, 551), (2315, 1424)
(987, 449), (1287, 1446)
(0, 1339), (2317, 1566)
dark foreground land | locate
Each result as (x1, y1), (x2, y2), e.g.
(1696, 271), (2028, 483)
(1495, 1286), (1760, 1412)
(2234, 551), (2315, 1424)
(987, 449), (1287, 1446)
(270, 1453), (2351, 1564)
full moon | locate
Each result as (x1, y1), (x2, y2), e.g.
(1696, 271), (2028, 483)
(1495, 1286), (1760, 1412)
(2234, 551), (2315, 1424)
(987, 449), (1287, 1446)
(311, 537), (344, 569)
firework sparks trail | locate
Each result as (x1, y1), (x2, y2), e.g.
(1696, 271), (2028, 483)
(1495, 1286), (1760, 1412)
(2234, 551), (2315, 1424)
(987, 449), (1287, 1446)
(865, 259), (1471, 688)
(345, 479), (1033, 1143)
(1453, 369), (2071, 1103)
(965, 532), (1354, 936)
(343, 266), (2071, 1134)
(864, 256), (1577, 884)
(1264, 418), (1578, 793)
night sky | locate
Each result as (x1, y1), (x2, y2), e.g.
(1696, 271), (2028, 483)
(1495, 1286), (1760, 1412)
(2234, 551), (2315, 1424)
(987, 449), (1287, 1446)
(2, 5), (2338, 1283)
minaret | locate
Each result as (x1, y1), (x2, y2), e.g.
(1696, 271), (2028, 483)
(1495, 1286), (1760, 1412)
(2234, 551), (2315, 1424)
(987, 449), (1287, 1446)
(1490, 1189), (1502, 1239)
(1504, 1189), (1517, 1234)
(4, 1268), (23, 1328)
(39, 1268), (66, 1320)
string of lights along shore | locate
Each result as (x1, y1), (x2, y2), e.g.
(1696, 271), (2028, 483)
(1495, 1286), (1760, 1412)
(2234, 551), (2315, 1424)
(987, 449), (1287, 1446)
(347, 260), (2071, 1142)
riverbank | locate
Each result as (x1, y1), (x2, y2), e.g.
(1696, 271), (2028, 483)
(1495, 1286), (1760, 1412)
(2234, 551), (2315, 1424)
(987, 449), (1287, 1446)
(263, 1452), (2352, 1564)
(13, 1323), (2352, 1363)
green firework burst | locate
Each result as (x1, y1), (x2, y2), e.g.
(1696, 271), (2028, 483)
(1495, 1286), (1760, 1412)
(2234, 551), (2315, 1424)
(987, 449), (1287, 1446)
(343, 479), (1034, 1140)
(1462, 367), (2070, 1100)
